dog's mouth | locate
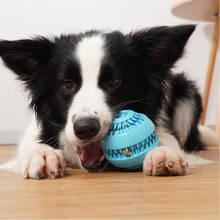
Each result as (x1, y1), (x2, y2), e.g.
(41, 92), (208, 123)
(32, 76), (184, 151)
(77, 141), (107, 172)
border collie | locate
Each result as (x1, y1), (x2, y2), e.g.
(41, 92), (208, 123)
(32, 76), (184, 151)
(0, 25), (217, 179)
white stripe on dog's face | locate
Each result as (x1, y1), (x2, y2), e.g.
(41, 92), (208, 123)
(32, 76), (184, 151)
(64, 35), (112, 145)
(77, 35), (104, 86)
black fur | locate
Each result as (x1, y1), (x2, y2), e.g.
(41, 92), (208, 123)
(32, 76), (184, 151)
(0, 25), (203, 152)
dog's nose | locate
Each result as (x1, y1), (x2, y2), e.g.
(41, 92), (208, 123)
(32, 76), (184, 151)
(73, 118), (100, 140)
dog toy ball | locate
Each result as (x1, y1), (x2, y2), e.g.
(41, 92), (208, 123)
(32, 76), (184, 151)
(101, 110), (158, 169)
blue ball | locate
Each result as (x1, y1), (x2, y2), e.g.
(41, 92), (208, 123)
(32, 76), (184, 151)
(101, 110), (158, 169)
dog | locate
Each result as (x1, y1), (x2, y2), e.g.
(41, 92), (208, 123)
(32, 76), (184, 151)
(0, 25), (217, 179)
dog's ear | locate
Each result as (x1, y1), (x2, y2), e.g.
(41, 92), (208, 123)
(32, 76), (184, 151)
(127, 25), (195, 70)
(0, 37), (54, 79)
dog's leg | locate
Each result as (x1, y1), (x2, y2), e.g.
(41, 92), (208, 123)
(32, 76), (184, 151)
(0, 119), (66, 179)
(143, 129), (188, 176)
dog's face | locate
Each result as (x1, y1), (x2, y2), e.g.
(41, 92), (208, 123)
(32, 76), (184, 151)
(0, 25), (195, 171)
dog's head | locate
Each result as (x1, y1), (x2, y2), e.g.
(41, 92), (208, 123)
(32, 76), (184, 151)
(0, 25), (195, 171)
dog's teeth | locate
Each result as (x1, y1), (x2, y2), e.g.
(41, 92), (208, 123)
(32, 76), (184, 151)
(76, 146), (81, 154)
(99, 155), (105, 162)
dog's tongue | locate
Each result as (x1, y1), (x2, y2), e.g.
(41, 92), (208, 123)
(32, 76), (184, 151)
(78, 142), (104, 165)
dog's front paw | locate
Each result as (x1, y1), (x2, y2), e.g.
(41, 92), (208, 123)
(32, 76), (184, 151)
(22, 145), (66, 179)
(143, 146), (188, 176)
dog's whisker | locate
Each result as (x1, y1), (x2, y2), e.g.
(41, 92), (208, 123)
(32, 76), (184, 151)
(43, 136), (58, 145)
(47, 139), (59, 146)
(42, 136), (55, 143)
(42, 117), (65, 128)
(112, 99), (151, 111)
(112, 99), (143, 109)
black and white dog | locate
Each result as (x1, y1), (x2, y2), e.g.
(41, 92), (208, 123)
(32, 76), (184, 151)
(0, 25), (216, 179)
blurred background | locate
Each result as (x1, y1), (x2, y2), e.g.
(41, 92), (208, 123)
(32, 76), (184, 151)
(0, 0), (219, 144)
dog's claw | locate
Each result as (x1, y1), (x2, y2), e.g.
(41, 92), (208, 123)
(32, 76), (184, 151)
(49, 171), (56, 179)
(36, 173), (41, 180)
(167, 161), (174, 168)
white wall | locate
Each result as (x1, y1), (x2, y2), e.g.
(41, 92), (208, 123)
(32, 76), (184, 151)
(0, 0), (218, 144)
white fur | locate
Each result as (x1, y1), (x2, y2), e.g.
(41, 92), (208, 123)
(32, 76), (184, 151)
(0, 117), (40, 172)
(155, 80), (171, 131)
(64, 35), (112, 145)
(157, 128), (182, 151)
(59, 131), (80, 168)
(76, 35), (104, 86)
(198, 125), (219, 146)
(186, 153), (213, 166)
(173, 98), (195, 146)
(17, 118), (41, 161)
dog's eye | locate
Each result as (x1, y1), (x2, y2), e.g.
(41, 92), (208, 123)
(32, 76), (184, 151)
(63, 80), (77, 91)
(103, 78), (121, 91)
